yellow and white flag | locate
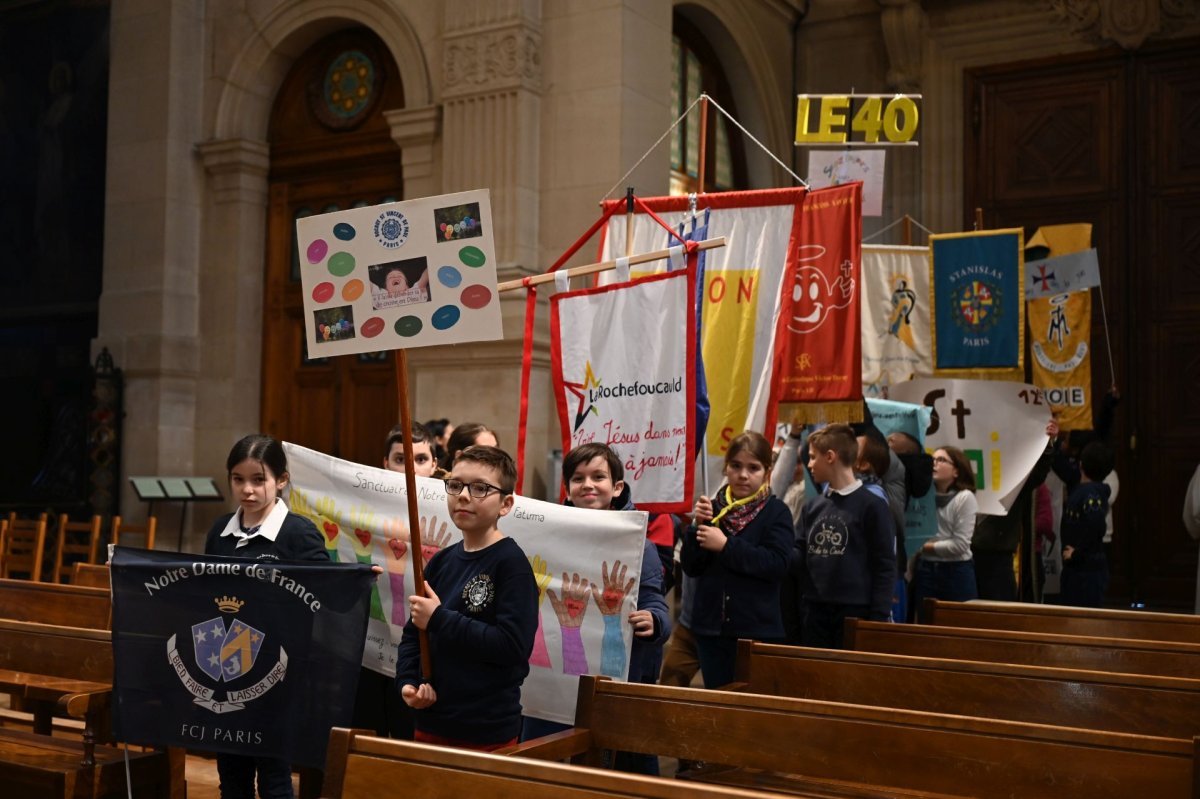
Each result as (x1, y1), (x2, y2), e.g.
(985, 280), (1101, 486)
(861, 245), (932, 396)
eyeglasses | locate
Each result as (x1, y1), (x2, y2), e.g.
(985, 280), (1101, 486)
(444, 478), (506, 499)
(933, 455), (953, 465)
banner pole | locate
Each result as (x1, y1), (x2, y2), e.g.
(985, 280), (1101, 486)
(624, 187), (635, 258)
(1095, 280), (1118, 389)
(698, 94), (709, 194)
(395, 349), (433, 678)
(495, 236), (727, 293)
(902, 214), (912, 246)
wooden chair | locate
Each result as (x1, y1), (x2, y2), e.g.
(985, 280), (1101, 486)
(1, 513), (49, 581)
(52, 513), (103, 583)
(110, 514), (157, 551)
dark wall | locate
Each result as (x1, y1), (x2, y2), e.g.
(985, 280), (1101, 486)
(0, 0), (109, 510)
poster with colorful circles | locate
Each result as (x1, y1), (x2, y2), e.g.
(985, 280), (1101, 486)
(296, 189), (502, 356)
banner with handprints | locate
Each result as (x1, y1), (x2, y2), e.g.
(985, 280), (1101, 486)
(284, 443), (648, 725)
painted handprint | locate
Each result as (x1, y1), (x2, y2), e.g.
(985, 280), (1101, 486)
(547, 572), (591, 675)
(290, 487), (322, 530)
(590, 560), (635, 616)
(381, 516), (409, 626)
(314, 496), (341, 562)
(527, 554), (553, 668)
(592, 560), (634, 678)
(347, 505), (378, 557)
(419, 515), (452, 566)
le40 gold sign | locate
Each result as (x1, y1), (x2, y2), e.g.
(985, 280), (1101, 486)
(795, 94), (920, 146)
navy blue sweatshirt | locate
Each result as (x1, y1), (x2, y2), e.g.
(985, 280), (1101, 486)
(1061, 481), (1111, 570)
(395, 536), (538, 744)
(796, 485), (896, 620)
(680, 493), (793, 639)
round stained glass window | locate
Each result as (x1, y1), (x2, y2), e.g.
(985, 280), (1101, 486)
(312, 49), (378, 129)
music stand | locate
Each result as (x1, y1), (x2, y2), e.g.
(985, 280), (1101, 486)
(129, 476), (224, 550)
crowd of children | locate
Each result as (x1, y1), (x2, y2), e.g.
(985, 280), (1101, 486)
(198, 390), (1126, 795)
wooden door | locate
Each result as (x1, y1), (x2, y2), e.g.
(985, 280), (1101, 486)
(261, 28), (405, 466)
(966, 40), (1200, 610)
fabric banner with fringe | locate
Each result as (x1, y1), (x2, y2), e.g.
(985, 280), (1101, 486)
(862, 244), (932, 397)
(770, 182), (864, 425)
(1026, 223), (1095, 431)
(550, 265), (697, 513)
(930, 229), (1025, 380)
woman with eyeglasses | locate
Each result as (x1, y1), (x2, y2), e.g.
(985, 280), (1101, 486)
(911, 446), (979, 622)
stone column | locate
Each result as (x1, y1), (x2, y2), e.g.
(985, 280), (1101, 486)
(385, 105), (443, 201)
(440, 0), (543, 272)
(879, 0), (925, 242)
(193, 138), (271, 538)
(96, 0), (205, 532)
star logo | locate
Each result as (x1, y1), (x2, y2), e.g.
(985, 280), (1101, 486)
(564, 361), (602, 432)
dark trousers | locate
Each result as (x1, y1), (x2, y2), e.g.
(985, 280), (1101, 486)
(800, 602), (871, 650)
(216, 754), (293, 799)
(694, 635), (739, 689)
(353, 666), (413, 739)
(1061, 562), (1108, 608)
(912, 559), (977, 622)
(973, 550), (1017, 601)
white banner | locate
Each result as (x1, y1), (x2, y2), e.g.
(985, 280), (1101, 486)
(284, 444), (648, 724)
(861, 245), (932, 397)
(551, 270), (695, 512)
(601, 190), (805, 492)
(806, 149), (885, 216)
(888, 379), (1052, 515)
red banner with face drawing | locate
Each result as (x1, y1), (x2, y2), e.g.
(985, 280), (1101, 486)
(768, 183), (863, 426)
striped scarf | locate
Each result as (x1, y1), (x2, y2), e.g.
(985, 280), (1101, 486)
(711, 484), (771, 536)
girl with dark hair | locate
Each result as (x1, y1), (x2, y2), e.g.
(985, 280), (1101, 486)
(204, 434), (329, 797)
(680, 430), (793, 689)
(437, 422), (498, 472)
(912, 446), (979, 619)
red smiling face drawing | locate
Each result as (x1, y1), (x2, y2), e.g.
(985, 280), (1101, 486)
(788, 260), (856, 335)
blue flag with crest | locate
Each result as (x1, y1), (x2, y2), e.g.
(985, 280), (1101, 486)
(111, 547), (373, 768)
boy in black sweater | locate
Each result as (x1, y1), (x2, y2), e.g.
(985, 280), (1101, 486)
(1060, 442), (1113, 608)
(796, 424), (896, 648)
(395, 445), (538, 750)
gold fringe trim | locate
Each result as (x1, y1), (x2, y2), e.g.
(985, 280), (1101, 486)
(932, 367), (1024, 382)
(778, 400), (864, 426)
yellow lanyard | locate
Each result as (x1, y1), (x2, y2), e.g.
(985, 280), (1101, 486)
(709, 483), (768, 527)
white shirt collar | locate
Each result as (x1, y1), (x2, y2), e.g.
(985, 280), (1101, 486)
(824, 478), (864, 497)
(219, 498), (289, 548)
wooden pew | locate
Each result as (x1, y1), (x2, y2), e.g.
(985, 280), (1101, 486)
(321, 728), (843, 799)
(732, 639), (1200, 739)
(923, 599), (1200, 643)
(0, 618), (183, 797)
(846, 619), (1200, 678)
(70, 563), (110, 591)
(504, 676), (1198, 799)
(0, 578), (111, 630)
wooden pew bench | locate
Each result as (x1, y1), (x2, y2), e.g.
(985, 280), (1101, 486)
(846, 618), (1200, 678)
(0, 577), (111, 630)
(0, 727), (173, 799)
(320, 728), (821, 799)
(732, 639), (1200, 739)
(503, 676), (1197, 799)
(923, 598), (1200, 643)
(70, 563), (111, 591)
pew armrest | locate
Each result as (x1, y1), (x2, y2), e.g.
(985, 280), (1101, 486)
(496, 728), (592, 760)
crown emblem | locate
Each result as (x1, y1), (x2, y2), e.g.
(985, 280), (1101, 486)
(215, 595), (245, 614)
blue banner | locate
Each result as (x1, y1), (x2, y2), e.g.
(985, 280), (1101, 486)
(930, 229), (1024, 377)
(111, 547), (374, 768)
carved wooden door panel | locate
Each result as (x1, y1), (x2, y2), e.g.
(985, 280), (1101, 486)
(966, 41), (1200, 609)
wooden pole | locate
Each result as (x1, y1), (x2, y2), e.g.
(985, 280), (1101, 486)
(495, 236), (727, 293)
(697, 95), (709, 194)
(624, 187), (636, 259)
(902, 215), (913, 246)
(394, 349), (433, 678)
(974, 207), (984, 231)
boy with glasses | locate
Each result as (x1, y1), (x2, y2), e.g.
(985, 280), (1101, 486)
(395, 445), (538, 750)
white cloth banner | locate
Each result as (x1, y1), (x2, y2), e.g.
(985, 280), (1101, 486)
(806, 149), (886, 216)
(601, 189), (805, 492)
(861, 245), (932, 397)
(551, 270), (695, 512)
(283, 443), (648, 724)
(888, 379), (1052, 515)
